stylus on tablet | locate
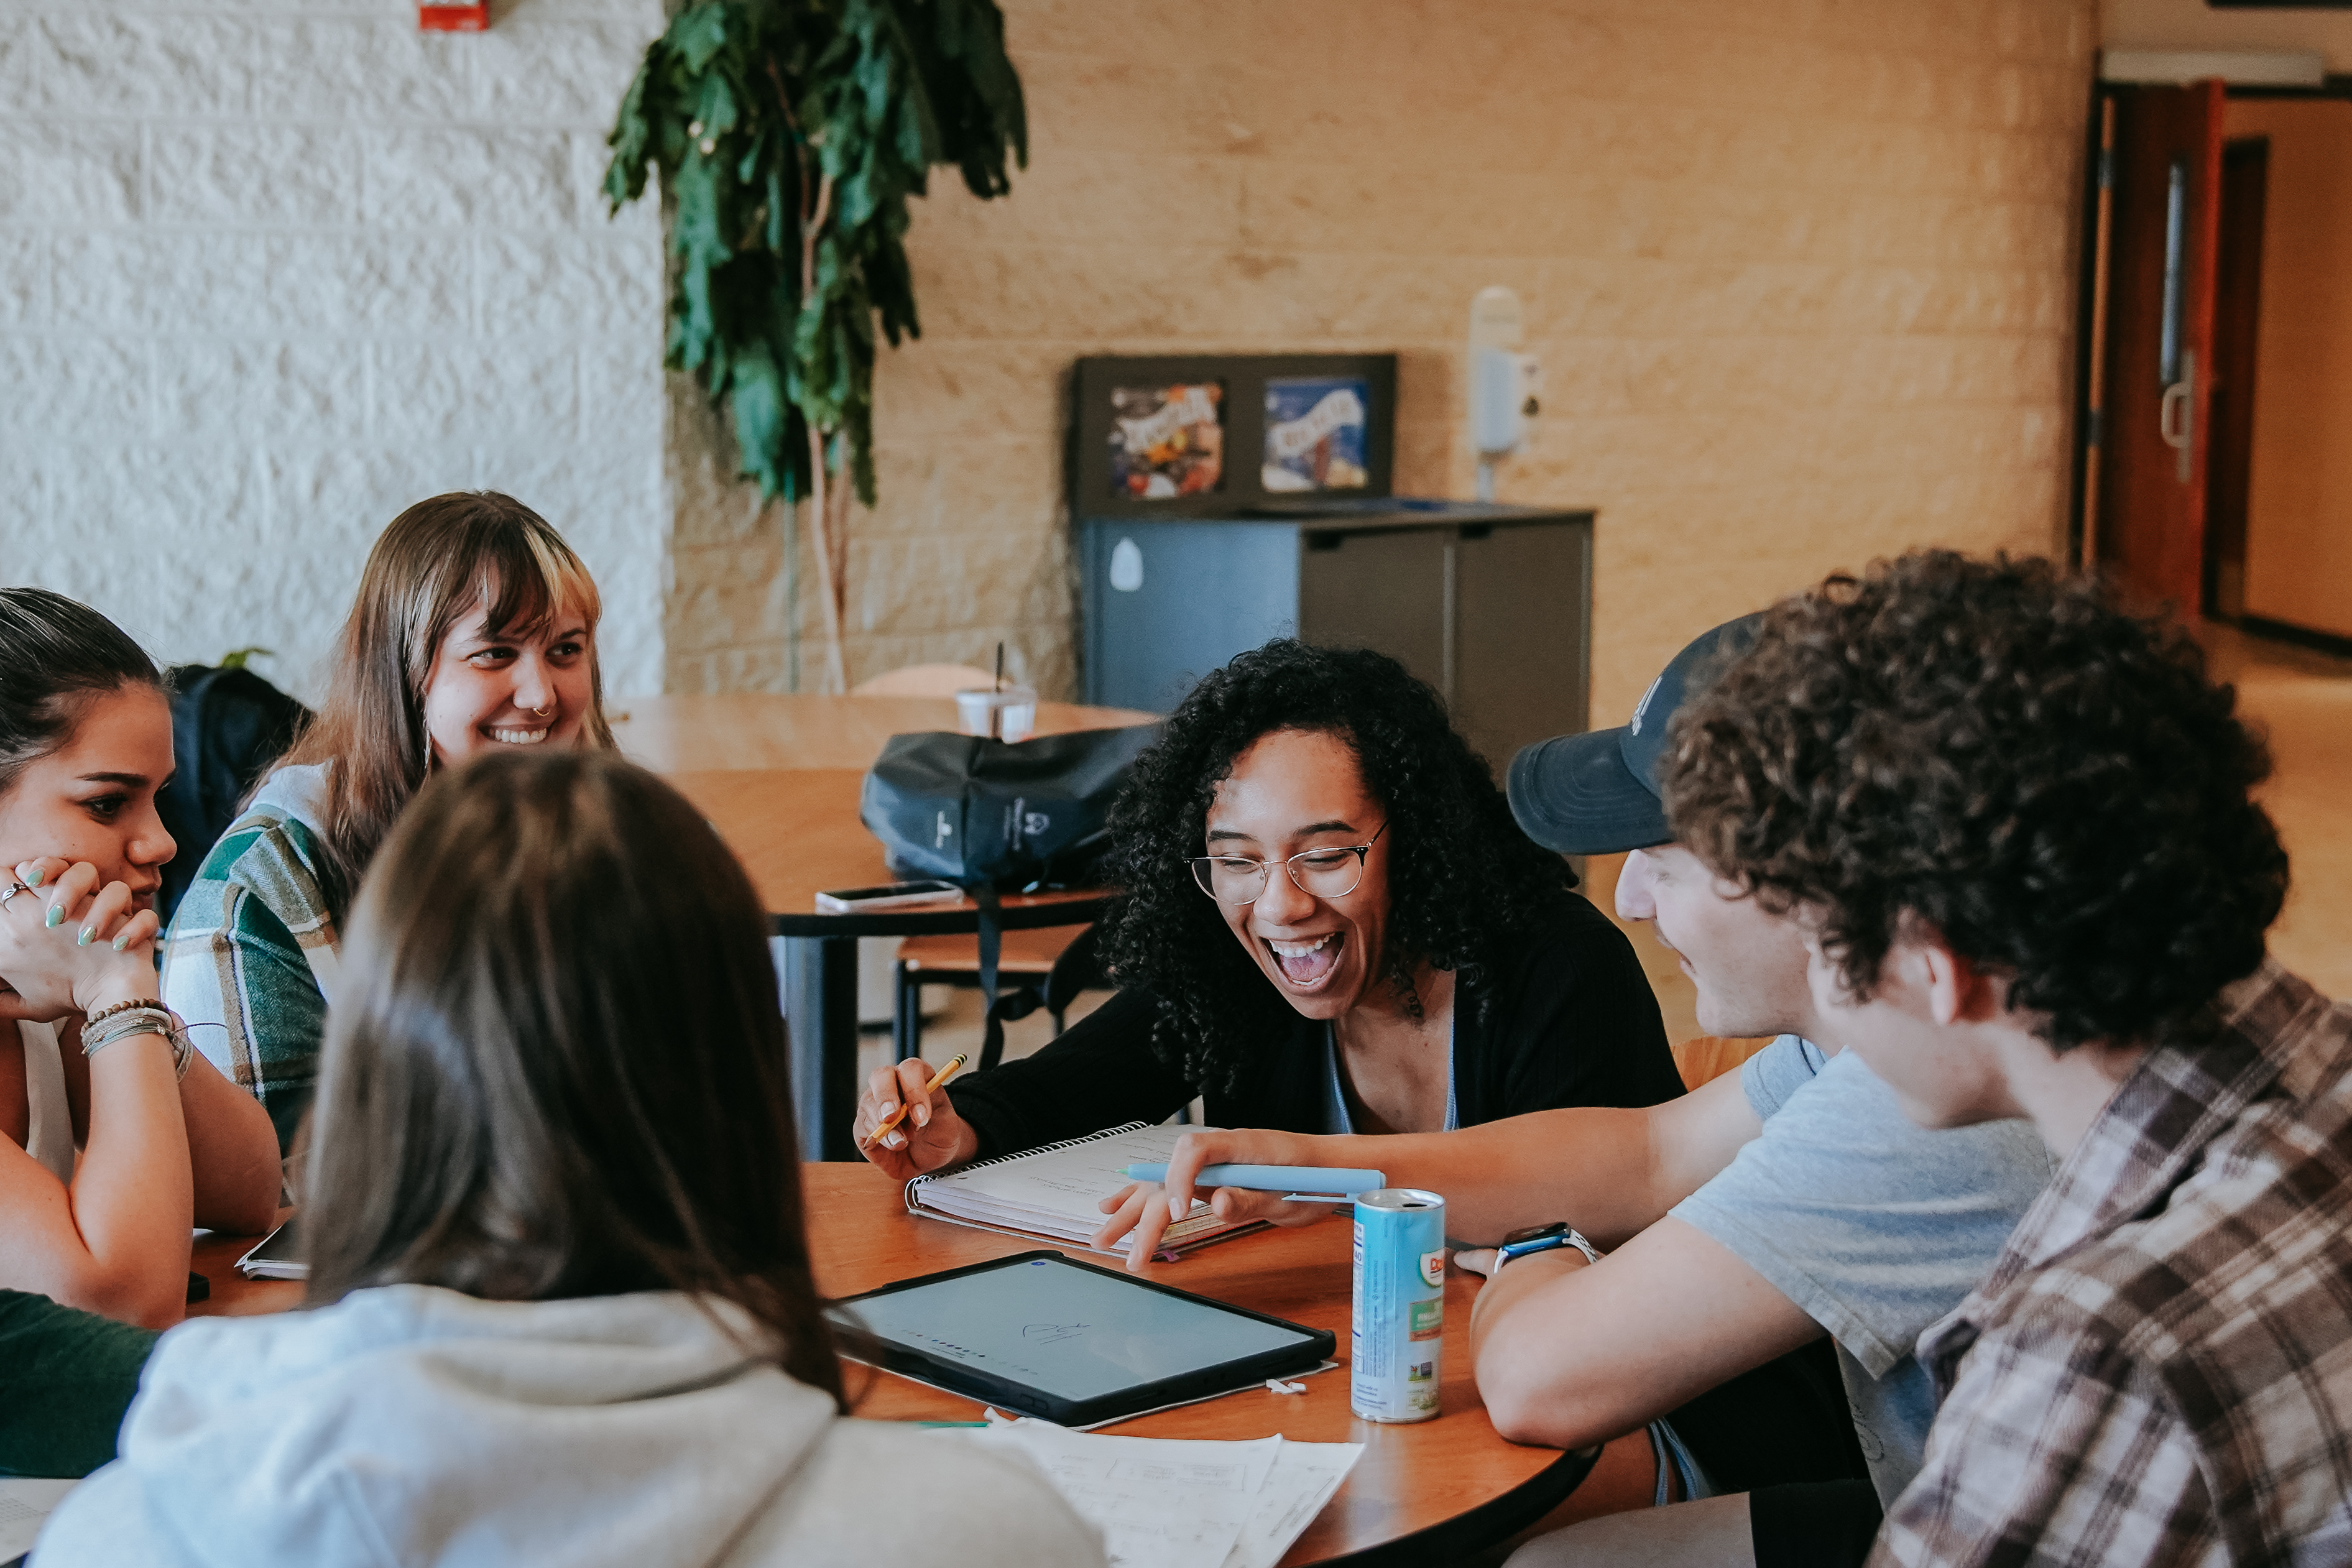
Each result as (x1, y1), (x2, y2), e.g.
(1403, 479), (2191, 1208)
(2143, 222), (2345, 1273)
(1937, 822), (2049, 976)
(1123, 1163), (1388, 1199)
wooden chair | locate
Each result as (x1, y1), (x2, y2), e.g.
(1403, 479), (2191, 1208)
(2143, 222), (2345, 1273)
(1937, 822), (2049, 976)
(893, 923), (1099, 1061)
(849, 663), (994, 698)
(1671, 1035), (1776, 1092)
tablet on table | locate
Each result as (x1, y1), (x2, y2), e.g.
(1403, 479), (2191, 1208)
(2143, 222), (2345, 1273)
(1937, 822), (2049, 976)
(831, 1251), (1334, 1427)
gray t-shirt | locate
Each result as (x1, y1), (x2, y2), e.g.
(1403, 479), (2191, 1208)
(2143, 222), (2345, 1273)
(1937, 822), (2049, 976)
(1669, 1036), (2054, 1504)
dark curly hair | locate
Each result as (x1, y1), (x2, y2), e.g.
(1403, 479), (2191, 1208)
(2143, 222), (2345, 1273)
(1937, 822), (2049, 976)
(1661, 551), (2289, 1052)
(1096, 640), (1574, 1093)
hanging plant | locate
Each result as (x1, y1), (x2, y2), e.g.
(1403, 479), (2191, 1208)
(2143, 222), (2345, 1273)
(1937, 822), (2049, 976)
(606, 0), (1026, 691)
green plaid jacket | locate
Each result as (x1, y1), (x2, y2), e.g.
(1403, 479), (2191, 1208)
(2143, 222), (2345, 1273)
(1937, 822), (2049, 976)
(160, 764), (339, 1155)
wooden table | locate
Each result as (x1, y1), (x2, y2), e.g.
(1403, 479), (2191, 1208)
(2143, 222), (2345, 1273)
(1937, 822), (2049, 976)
(191, 1169), (1595, 1565)
(610, 695), (1159, 1160)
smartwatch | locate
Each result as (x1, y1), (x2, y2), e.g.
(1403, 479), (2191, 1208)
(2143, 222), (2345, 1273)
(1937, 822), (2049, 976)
(1493, 1221), (1602, 1273)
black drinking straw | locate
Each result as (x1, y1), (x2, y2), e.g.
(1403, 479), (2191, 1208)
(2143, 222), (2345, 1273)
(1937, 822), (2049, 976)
(990, 642), (1007, 738)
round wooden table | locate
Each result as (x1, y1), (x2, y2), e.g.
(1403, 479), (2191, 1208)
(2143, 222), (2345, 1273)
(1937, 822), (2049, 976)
(609, 695), (1158, 1160)
(191, 1168), (1596, 1566)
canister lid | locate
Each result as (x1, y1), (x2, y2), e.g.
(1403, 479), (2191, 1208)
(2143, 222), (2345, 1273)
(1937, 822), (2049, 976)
(1355, 1188), (1445, 1212)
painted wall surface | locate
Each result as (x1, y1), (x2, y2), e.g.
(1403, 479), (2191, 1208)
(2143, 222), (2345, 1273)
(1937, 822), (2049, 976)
(2101, 0), (2352, 73)
(0, 0), (667, 701)
(670, 0), (2092, 721)
(2226, 98), (2352, 641)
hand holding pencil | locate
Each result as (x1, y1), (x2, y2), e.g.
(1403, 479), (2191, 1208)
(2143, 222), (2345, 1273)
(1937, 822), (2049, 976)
(852, 1053), (980, 1182)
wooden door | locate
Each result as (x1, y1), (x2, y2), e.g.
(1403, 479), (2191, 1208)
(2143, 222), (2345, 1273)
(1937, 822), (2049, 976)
(2206, 137), (2270, 619)
(2096, 81), (2225, 615)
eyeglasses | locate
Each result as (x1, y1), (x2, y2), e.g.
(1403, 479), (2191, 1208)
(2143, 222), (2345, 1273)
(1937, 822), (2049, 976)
(1190, 823), (1388, 905)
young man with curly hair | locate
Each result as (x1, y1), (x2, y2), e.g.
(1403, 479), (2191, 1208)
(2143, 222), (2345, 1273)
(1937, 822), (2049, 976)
(1664, 550), (2351, 1565)
(1145, 621), (2052, 1567)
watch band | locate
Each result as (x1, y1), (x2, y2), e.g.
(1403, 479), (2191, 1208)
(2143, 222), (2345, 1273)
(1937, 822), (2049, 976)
(1494, 1225), (1601, 1271)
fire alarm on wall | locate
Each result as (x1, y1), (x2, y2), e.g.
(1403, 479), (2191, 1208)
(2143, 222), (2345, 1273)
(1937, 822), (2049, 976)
(418, 4), (490, 30)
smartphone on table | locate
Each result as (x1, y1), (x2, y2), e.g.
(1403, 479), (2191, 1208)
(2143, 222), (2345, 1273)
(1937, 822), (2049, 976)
(814, 879), (964, 913)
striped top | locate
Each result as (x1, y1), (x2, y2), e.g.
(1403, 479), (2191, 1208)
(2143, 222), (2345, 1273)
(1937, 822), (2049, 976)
(160, 763), (340, 1155)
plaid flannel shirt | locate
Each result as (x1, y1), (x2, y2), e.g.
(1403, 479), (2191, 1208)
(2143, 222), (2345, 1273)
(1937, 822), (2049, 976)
(160, 764), (340, 1155)
(1871, 961), (2352, 1566)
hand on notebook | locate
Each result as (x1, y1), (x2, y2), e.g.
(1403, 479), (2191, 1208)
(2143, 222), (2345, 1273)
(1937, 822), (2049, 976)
(854, 1057), (980, 1181)
(1093, 1128), (1334, 1272)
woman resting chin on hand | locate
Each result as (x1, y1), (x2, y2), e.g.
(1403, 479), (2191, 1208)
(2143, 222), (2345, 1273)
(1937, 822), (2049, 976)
(0, 589), (282, 1330)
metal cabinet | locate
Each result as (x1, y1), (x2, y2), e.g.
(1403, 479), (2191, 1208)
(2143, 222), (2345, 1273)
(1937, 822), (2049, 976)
(1077, 500), (1593, 774)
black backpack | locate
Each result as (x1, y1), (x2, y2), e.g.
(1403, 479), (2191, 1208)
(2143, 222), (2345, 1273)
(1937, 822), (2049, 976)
(861, 724), (1158, 1065)
(156, 665), (311, 926)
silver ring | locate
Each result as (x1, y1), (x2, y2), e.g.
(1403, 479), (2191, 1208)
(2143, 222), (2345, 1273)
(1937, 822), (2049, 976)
(0, 882), (25, 906)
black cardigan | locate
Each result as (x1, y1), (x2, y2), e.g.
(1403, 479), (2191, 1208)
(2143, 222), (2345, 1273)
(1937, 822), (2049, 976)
(947, 893), (1682, 1160)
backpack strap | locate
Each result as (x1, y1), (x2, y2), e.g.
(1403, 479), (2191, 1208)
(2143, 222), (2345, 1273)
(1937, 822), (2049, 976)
(977, 920), (1108, 1071)
(974, 883), (1006, 1070)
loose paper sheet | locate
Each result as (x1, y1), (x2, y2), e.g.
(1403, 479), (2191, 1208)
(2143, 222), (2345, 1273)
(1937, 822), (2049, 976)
(941, 1415), (1362, 1568)
(0, 1478), (77, 1562)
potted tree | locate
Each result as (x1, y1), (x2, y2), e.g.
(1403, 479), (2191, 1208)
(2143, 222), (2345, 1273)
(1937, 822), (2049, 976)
(607, 1), (1026, 692)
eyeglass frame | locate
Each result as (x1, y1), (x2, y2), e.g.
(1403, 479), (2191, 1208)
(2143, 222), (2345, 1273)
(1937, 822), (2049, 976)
(1189, 821), (1390, 905)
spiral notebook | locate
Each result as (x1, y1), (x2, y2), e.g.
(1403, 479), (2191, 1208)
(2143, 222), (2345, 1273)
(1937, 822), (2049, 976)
(905, 1123), (1265, 1260)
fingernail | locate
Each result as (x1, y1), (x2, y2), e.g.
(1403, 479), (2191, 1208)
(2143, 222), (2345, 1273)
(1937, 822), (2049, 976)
(76, 926), (93, 946)
(24, 867), (42, 888)
(112, 933), (129, 952)
(44, 905), (61, 928)
(884, 1132), (904, 1149)
(913, 1105), (929, 1127)
(877, 1102), (896, 1119)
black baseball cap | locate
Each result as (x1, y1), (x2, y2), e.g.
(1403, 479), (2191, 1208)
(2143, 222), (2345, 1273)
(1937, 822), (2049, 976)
(1507, 614), (1765, 855)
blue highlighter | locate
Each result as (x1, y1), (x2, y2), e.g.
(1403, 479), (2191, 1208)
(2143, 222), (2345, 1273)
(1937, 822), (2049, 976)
(1123, 1163), (1388, 1201)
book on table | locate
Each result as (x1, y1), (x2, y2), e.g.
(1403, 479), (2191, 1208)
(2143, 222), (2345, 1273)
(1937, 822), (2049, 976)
(905, 1123), (1264, 1259)
(234, 1215), (305, 1280)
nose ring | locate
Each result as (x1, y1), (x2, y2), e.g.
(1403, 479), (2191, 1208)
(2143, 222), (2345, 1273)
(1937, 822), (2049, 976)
(532, 703), (555, 717)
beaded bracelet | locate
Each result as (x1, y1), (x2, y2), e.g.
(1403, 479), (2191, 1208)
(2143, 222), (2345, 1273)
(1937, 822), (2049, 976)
(81, 1006), (196, 1080)
(85, 997), (152, 1028)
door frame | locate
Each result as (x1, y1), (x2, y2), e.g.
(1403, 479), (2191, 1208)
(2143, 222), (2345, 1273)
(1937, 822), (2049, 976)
(2068, 73), (2352, 584)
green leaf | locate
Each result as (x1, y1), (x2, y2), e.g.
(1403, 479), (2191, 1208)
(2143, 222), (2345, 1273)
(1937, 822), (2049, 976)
(671, 4), (731, 73)
(694, 68), (740, 140)
(727, 343), (790, 500)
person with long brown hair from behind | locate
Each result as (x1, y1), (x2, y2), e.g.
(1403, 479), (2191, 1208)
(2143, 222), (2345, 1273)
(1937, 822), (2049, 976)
(39, 750), (1104, 1566)
(164, 492), (617, 1157)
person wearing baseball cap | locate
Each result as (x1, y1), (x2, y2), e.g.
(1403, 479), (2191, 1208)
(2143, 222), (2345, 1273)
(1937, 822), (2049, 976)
(1506, 615), (1763, 857)
(1127, 617), (2052, 1568)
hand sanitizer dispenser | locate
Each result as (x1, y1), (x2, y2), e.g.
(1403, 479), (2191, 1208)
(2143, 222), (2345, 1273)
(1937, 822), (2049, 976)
(1473, 348), (1543, 456)
(1467, 286), (1539, 501)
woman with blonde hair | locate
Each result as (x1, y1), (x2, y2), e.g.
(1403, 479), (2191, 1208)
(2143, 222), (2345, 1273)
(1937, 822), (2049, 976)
(164, 492), (616, 1151)
(40, 750), (1100, 1567)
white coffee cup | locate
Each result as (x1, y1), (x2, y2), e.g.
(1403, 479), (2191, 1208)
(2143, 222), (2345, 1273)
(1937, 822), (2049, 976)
(956, 686), (1038, 742)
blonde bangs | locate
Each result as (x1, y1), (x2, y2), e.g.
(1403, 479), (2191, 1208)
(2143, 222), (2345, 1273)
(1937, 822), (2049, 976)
(463, 523), (602, 646)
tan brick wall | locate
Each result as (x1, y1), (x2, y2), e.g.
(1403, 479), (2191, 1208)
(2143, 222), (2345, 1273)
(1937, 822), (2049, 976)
(667, 0), (2094, 713)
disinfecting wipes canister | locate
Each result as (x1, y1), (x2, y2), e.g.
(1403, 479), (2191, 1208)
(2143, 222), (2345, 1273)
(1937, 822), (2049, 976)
(1351, 1188), (1446, 1422)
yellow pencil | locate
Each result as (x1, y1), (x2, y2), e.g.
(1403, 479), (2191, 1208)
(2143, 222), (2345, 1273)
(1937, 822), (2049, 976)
(859, 1053), (969, 1148)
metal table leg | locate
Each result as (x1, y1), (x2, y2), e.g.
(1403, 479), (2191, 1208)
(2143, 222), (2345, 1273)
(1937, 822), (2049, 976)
(779, 932), (860, 1160)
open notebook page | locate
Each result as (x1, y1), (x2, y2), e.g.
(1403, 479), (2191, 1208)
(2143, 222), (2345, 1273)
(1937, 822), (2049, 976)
(908, 1123), (1244, 1248)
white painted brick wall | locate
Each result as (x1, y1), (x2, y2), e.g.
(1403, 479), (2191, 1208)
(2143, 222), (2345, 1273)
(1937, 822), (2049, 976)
(0, 0), (668, 702)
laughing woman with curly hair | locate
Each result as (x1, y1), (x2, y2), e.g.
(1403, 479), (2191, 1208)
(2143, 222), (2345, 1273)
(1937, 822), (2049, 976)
(853, 640), (1680, 1217)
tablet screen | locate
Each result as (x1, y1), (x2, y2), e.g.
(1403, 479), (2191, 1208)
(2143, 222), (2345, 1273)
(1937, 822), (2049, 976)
(841, 1255), (1320, 1404)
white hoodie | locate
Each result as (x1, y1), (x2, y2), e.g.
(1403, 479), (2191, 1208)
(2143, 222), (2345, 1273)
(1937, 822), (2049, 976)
(34, 1283), (1102, 1568)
